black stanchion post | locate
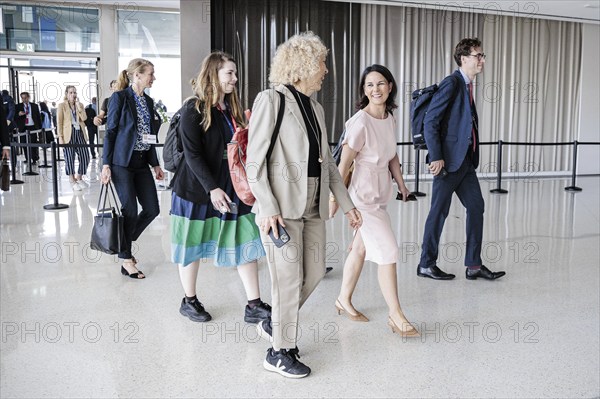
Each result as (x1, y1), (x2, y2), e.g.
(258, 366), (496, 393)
(43, 141), (69, 210)
(412, 148), (426, 197)
(56, 129), (63, 162)
(490, 139), (508, 194)
(39, 129), (51, 168)
(565, 140), (582, 192)
(22, 130), (39, 176)
(9, 132), (24, 185)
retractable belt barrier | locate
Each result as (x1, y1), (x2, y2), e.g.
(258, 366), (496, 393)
(4, 133), (598, 207)
(328, 140), (600, 197)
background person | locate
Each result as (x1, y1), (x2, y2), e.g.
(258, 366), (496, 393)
(170, 51), (270, 324)
(39, 101), (54, 144)
(247, 31), (362, 379)
(85, 97), (98, 159)
(0, 102), (10, 159)
(57, 86), (90, 192)
(15, 92), (41, 163)
(94, 80), (117, 127)
(1, 90), (15, 132)
(100, 59), (164, 279)
(330, 64), (418, 337)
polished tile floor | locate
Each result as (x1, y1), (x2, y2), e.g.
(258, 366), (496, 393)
(1, 156), (599, 398)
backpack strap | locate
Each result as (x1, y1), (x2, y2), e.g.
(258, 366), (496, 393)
(266, 90), (285, 162)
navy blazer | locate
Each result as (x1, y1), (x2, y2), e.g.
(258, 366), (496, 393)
(103, 86), (160, 168)
(424, 69), (479, 172)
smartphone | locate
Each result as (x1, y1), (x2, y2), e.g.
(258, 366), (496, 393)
(438, 168), (448, 178)
(213, 202), (238, 214)
(268, 223), (290, 248)
(396, 192), (417, 201)
(228, 202), (238, 214)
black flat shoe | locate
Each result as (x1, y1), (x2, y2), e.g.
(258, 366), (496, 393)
(466, 265), (506, 280)
(121, 265), (145, 279)
(417, 265), (455, 280)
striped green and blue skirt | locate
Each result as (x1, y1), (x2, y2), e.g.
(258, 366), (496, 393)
(170, 159), (265, 267)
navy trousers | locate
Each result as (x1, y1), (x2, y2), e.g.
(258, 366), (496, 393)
(111, 151), (160, 260)
(419, 155), (484, 268)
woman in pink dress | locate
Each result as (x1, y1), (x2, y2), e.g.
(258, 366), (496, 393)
(330, 64), (418, 337)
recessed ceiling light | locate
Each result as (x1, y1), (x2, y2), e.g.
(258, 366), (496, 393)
(584, 4), (599, 8)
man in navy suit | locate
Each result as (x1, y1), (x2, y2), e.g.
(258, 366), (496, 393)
(417, 38), (506, 281)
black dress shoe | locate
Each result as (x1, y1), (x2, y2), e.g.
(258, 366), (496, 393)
(417, 265), (456, 280)
(466, 265), (506, 280)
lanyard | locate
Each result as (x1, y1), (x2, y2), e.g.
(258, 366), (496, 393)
(133, 93), (151, 128)
(216, 103), (236, 134)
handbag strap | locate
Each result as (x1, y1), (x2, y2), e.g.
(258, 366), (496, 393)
(107, 182), (122, 216)
(266, 90), (285, 162)
(96, 183), (107, 215)
(96, 182), (122, 216)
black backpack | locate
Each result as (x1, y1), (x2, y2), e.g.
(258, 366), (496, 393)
(410, 84), (439, 150)
(410, 76), (462, 150)
(163, 109), (183, 173)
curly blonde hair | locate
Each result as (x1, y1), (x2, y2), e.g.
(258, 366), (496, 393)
(269, 31), (329, 86)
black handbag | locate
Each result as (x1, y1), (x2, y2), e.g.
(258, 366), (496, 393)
(1, 158), (9, 192)
(90, 182), (125, 254)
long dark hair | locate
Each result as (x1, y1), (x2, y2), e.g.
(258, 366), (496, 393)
(356, 64), (398, 115)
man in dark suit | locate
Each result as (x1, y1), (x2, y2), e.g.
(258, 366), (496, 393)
(2, 90), (15, 131)
(50, 102), (58, 130)
(417, 38), (505, 281)
(0, 100), (10, 160)
(15, 92), (42, 163)
(85, 97), (98, 159)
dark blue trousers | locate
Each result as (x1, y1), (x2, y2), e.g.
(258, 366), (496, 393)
(419, 156), (484, 268)
(111, 151), (160, 259)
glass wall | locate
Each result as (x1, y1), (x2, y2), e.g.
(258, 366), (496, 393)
(0, 4), (100, 53)
(118, 9), (180, 112)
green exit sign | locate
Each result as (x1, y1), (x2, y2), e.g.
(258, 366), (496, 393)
(16, 42), (35, 52)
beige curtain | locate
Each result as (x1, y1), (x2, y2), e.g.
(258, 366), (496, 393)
(360, 4), (581, 173)
(481, 17), (581, 172)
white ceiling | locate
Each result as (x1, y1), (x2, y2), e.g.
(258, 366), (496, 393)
(378, 0), (600, 24)
(19, 0), (600, 23)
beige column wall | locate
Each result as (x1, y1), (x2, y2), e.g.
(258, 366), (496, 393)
(179, 0), (212, 100)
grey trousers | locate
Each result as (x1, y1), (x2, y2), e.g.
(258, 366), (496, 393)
(260, 177), (326, 350)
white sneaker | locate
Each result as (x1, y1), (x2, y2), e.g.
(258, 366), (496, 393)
(71, 181), (82, 192)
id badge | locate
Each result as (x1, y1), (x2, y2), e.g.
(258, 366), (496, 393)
(142, 134), (157, 144)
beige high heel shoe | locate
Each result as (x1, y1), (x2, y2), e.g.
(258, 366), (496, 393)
(388, 316), (420, 337)
(335, 299), (369, 322)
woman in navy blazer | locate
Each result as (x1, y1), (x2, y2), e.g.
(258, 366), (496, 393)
(100, 58), (164, 279)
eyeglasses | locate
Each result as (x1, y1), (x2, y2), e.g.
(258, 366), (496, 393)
(467, 53), (486, 61)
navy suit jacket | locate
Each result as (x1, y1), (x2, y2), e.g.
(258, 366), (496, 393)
(0, 101), (9, 148)
(103, 87), (160, 168)
(424, 69), (479, 172)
